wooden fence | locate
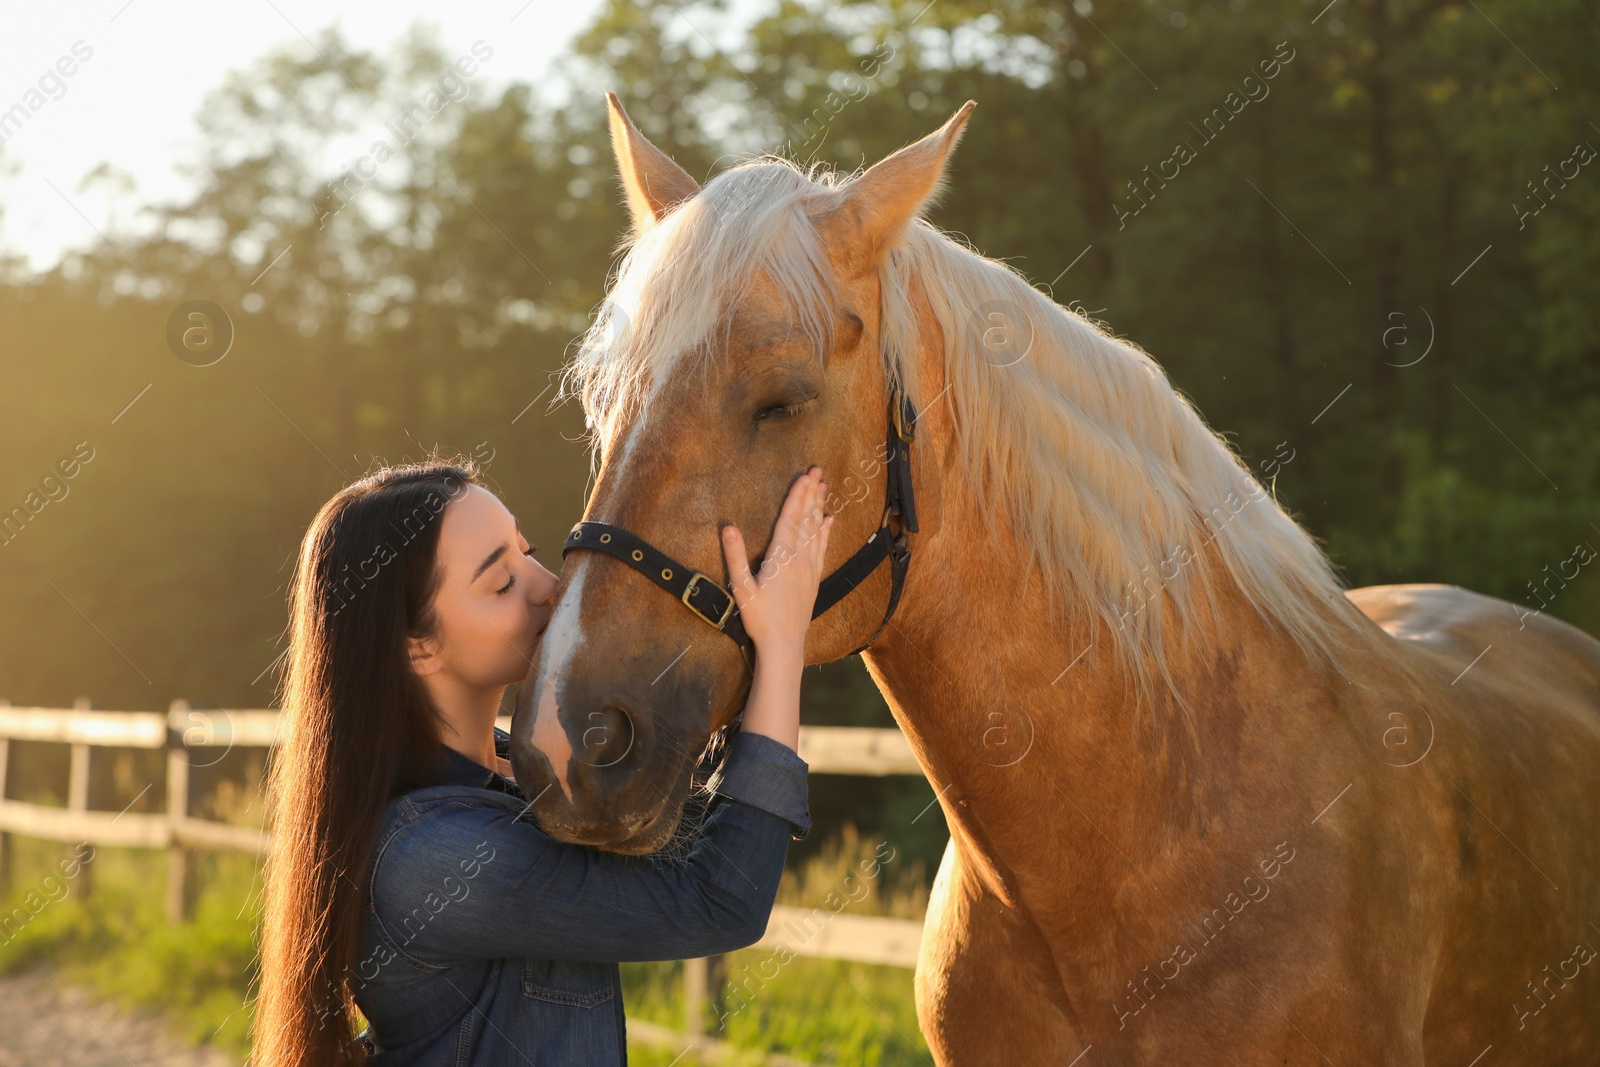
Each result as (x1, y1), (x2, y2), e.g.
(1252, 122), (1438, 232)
(0, 700), (930, 1061)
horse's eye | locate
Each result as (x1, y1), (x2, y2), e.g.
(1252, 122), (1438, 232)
(756, 403), (804, 422)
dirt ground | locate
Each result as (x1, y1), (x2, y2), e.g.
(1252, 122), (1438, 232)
(0, 965), (239, 1067)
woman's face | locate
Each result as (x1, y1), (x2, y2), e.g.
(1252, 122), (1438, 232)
(416, 484), (558, 690)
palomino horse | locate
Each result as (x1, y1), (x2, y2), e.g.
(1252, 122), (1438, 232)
(510, 95), (1600, 1064)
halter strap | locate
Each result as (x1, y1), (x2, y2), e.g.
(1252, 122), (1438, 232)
(561, 388), (919, 661)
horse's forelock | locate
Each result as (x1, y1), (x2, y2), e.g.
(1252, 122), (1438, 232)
(561, 158), (850, 456)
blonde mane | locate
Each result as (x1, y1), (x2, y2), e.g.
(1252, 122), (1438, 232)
(560, 156), (1365, 707)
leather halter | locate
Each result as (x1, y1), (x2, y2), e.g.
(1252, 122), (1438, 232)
(561, 388), (920, 662)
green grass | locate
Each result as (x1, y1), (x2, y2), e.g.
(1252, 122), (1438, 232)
(0, 837), (260, 1057)
(623, 955), (929, 1066)
(624, 822), (934, 1066)
(0, 823), (932, 1065)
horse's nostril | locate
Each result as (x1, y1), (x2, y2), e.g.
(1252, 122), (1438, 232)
(576, 704), (636, 768)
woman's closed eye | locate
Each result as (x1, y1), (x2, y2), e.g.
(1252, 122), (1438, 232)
(495, 546), (538, 595)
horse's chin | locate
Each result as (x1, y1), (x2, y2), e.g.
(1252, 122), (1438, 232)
(537, 798), (679, 855)
(597, 801), (681, 855)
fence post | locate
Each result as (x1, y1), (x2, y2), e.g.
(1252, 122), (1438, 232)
(683, 953), (726, 1042)
(684, 957), (708, 1042)
(0, 697), (10, 893)
(166, 699), (193, 924)
(69, 696), (93, 899)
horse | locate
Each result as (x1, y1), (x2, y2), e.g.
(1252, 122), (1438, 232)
(509, 94), (1600, 1064)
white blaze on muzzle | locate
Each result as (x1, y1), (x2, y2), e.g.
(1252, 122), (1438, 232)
(530, 566), (585, 803)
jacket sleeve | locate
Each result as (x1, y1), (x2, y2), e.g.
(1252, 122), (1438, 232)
(368, 730), (810, 966)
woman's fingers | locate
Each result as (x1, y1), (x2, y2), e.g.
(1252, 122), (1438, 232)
(792, 481), (822, 563)
(721, 524), (755, 606)
(768, 470), (820, 570)
(723, 468), (830, 611)
(799, 506), (825, 568)
(770, 472), (813, 549)
(805, 475), (830, 558)
(715, 469), (834, 654)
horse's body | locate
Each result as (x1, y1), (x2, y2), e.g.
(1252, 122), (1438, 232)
(889, 465), (1600, 1063)
(512, 96), (1600, 1064)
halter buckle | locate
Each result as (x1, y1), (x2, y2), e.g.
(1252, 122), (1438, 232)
(891, 389), (915, 444)
(682, 572), (735, 629)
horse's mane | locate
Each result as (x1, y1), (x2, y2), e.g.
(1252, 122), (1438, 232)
(560, 156), (1365, 709)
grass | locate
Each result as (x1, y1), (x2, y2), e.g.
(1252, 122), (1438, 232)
(622, 823), (934, 1066)
(0, 836), (261, 1057)
(623, 956), (930, 1066)
(0, 823), (933, 1065)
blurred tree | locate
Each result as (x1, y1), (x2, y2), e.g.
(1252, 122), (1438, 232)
(1, 2), (1597, 880)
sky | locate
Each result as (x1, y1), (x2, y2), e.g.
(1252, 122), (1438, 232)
(0, 1), (612, 273)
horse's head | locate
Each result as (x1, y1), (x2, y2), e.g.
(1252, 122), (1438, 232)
(508, 94), (974, 852)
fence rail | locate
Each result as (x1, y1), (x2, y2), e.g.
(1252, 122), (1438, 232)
(0, 701), (930, 1059)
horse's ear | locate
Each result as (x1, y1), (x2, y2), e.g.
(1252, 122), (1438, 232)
(816, 100), (976, 277)
(606, 91), (701, 236)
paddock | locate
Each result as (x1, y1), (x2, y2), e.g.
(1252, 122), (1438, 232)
(0, 700), (929, 1062)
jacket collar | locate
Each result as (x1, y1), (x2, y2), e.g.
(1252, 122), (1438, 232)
(432, 725), (521, 795)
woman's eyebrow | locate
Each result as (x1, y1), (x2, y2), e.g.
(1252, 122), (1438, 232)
(471, 520), (525, 582)
(472, 544), (508, 582)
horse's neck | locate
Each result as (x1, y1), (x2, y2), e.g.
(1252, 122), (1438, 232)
(862, 486), (1356, 930)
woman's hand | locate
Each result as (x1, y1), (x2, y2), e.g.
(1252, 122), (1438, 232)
(720, 466), (833, 660)
(719, 468), (831, 753)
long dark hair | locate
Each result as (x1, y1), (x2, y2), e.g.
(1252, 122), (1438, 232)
(254, 457), (482, 1066)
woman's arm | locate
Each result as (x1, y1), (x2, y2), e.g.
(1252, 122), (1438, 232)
(694, 651), (808, 834)
(717, 465), (833, 754)
(368, 728), (807, 966)
(369, 468), (834, 967)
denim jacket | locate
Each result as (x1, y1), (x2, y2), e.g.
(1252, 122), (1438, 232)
(350, 725), (810, 1066)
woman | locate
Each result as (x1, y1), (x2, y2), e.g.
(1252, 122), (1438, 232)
(254, 455), (833, 1065)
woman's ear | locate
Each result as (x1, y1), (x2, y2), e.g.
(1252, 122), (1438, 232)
(408, 633), (443, 677)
